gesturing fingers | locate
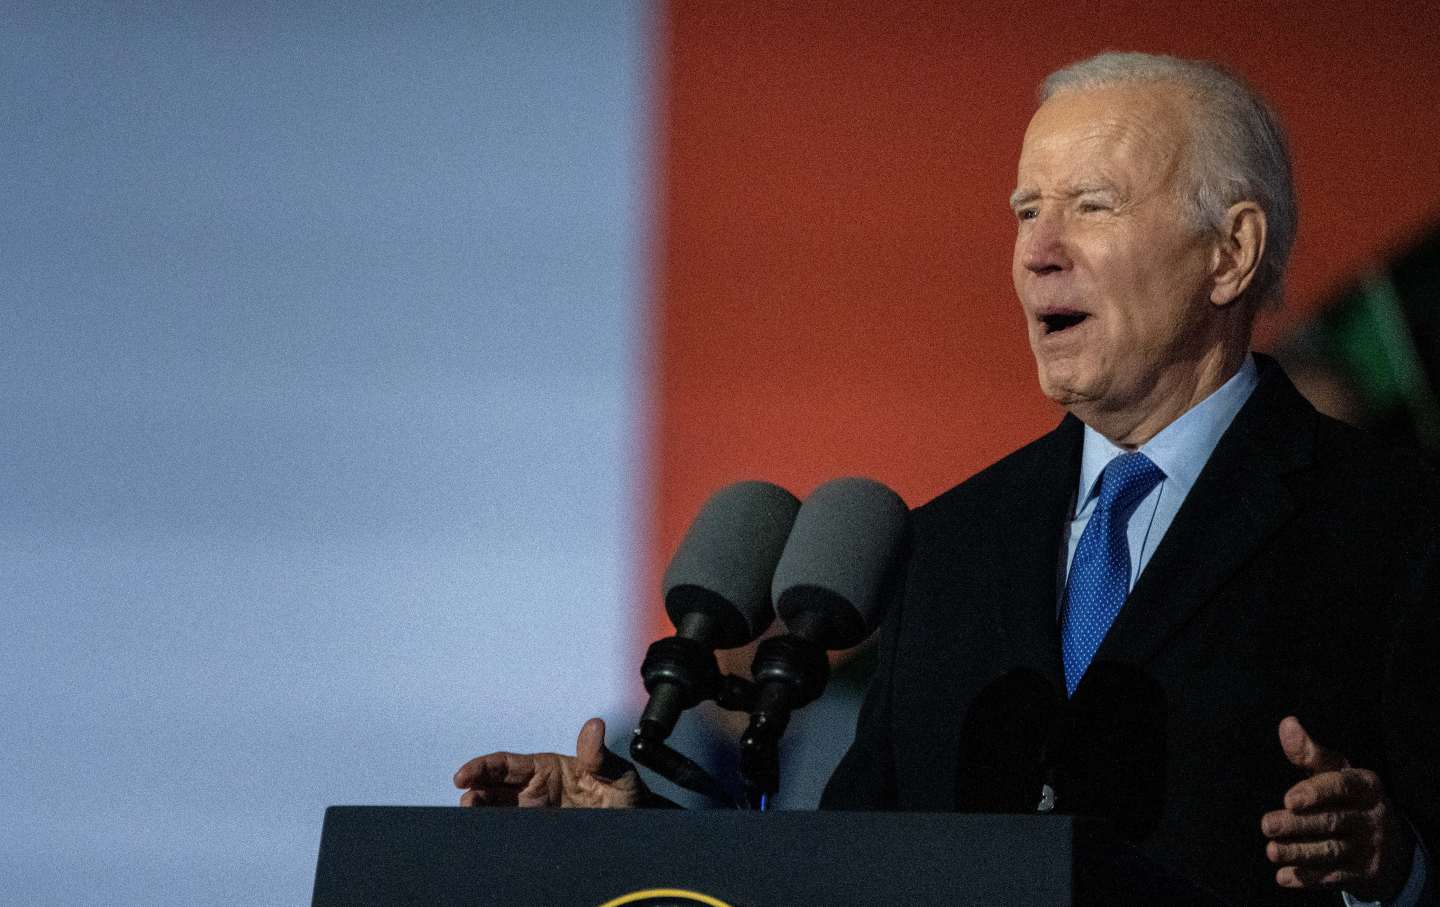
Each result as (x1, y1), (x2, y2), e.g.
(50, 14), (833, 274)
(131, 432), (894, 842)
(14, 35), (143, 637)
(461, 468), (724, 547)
(1261, 795), (1378, 885)
(452, 720), (641, 810)
(1262, 807), (1358, 840)
(456, 752), (570, 807)
(1262, 788), (1401, 895)
(571, 718), (603, 773)
(1264, 809), (1372, 893)
(1267, 833), (1355, 866)
(453, 751), (541, 790)
(1277, 865), (1365, 890)
(1267, 718), (1413, 901)
(1278, 716), (1350, 774)
(460, 786), (520, 807)
(516, 769), (563, 808)
(1283, 768), (1382, 812)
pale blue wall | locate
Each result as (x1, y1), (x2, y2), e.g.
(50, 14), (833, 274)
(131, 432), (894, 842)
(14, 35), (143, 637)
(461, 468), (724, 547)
(0, 2), (653, 902)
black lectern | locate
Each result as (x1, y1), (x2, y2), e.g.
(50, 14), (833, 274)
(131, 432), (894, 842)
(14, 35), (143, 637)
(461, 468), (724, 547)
(313, 807), (1230, 906)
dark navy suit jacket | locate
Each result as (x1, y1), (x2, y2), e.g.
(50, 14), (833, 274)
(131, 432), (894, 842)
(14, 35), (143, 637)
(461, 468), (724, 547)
(822, 356), (1440, 906)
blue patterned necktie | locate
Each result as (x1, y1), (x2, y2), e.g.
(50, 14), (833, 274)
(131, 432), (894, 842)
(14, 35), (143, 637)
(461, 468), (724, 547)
(1061, 451), (1166, 696)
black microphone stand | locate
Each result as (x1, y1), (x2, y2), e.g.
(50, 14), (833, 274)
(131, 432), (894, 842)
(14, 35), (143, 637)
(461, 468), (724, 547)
(738, 629), (829, 810)
(630, 612), (762, 807)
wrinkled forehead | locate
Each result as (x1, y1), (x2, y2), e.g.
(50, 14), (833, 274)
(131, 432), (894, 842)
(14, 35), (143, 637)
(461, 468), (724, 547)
(1015, 83), (1194, 194)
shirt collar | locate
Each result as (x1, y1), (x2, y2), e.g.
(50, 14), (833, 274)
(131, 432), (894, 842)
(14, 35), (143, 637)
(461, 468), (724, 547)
(1076, 354), (1260, 509)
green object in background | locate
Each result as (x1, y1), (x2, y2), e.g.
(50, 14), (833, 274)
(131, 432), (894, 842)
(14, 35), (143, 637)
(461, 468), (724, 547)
(1313, 268), (1440, 449)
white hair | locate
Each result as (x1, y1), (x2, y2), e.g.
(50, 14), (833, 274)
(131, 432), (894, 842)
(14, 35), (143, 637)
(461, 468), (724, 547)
(1041, 52), (1297, 311)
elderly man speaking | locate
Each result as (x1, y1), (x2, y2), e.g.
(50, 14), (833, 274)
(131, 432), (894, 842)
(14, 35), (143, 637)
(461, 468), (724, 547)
(455, 53), (1439, 906)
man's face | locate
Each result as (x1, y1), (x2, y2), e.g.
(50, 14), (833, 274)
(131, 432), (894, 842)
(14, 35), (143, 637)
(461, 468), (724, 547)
(1011, 84), (1223, 429)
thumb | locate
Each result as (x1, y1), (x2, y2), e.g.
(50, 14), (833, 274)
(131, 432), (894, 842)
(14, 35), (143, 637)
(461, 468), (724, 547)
(1278, 715), (1349, 774)
(574, 716), (608, 775)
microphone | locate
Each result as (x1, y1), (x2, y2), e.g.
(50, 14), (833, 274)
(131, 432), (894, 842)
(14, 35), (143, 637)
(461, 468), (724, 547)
(632, 481), (800, 790)
(741, 476), (909, 805)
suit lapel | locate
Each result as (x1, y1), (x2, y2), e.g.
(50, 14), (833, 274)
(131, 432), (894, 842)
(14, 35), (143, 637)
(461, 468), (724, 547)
(990, 414), (1084, 686)
(905, 419), (1081, 808)
(1091, 355), (1316, 669)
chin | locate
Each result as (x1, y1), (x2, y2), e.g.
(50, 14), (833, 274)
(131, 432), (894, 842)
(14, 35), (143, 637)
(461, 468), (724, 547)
(1034, 363), (1090, 408)
(1044, 387), (1088, 411)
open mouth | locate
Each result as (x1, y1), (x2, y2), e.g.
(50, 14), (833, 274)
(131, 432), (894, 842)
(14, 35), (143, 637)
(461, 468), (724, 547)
(1041, 311), (1089, 335)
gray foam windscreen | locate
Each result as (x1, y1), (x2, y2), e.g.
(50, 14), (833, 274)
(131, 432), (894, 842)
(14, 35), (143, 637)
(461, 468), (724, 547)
(661, 480), (801, 648)
(771, 477), (908, 642)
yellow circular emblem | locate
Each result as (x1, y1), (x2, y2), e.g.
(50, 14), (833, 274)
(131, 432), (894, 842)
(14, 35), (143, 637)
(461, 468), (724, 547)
(597, 888), (735, 907)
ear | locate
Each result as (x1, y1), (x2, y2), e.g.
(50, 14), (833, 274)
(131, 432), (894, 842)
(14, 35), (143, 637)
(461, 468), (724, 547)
(1209, 201), (1266, 308)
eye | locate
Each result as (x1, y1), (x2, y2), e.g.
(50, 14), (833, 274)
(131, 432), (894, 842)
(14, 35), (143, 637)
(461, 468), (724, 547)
(1077, 201), (1109, 213)
(1015, 207), (1038, 222)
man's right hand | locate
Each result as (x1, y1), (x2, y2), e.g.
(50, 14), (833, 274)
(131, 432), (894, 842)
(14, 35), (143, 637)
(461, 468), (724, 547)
(453, 717), (642, 809)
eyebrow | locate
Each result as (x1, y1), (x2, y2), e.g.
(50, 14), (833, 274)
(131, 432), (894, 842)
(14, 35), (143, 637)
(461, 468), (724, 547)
(1009, 188), (1039, 209)
(1008, 184), (1118, 209)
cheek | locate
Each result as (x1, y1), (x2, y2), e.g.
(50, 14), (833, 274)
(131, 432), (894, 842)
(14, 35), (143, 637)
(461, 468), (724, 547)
(1127, 233), (1213, 309)
(1095, 244), (1148, 298)
(1093, 252), (1166, 344)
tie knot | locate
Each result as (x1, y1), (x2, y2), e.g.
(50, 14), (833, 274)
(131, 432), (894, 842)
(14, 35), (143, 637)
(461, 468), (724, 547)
(1096, 452), (1165, 515)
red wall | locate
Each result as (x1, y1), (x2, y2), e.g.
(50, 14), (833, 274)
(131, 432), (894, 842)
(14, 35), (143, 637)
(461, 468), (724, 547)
(647, 1), (1440, 644)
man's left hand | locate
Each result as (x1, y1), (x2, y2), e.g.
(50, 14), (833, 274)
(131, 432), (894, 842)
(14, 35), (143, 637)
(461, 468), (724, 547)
(1262, 715), (1414, 901)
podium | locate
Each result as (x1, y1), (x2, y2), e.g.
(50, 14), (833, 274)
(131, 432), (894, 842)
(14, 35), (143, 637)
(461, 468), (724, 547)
(313, 807), (1229, 905)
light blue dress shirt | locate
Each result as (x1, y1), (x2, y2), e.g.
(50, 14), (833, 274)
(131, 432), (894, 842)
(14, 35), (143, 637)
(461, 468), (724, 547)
(1058, 353), (1430, 907)
(1061, 354), (1259, 596)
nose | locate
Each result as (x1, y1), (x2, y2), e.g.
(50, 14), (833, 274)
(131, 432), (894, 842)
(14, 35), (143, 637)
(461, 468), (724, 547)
(1017, 209), (1070, 276)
